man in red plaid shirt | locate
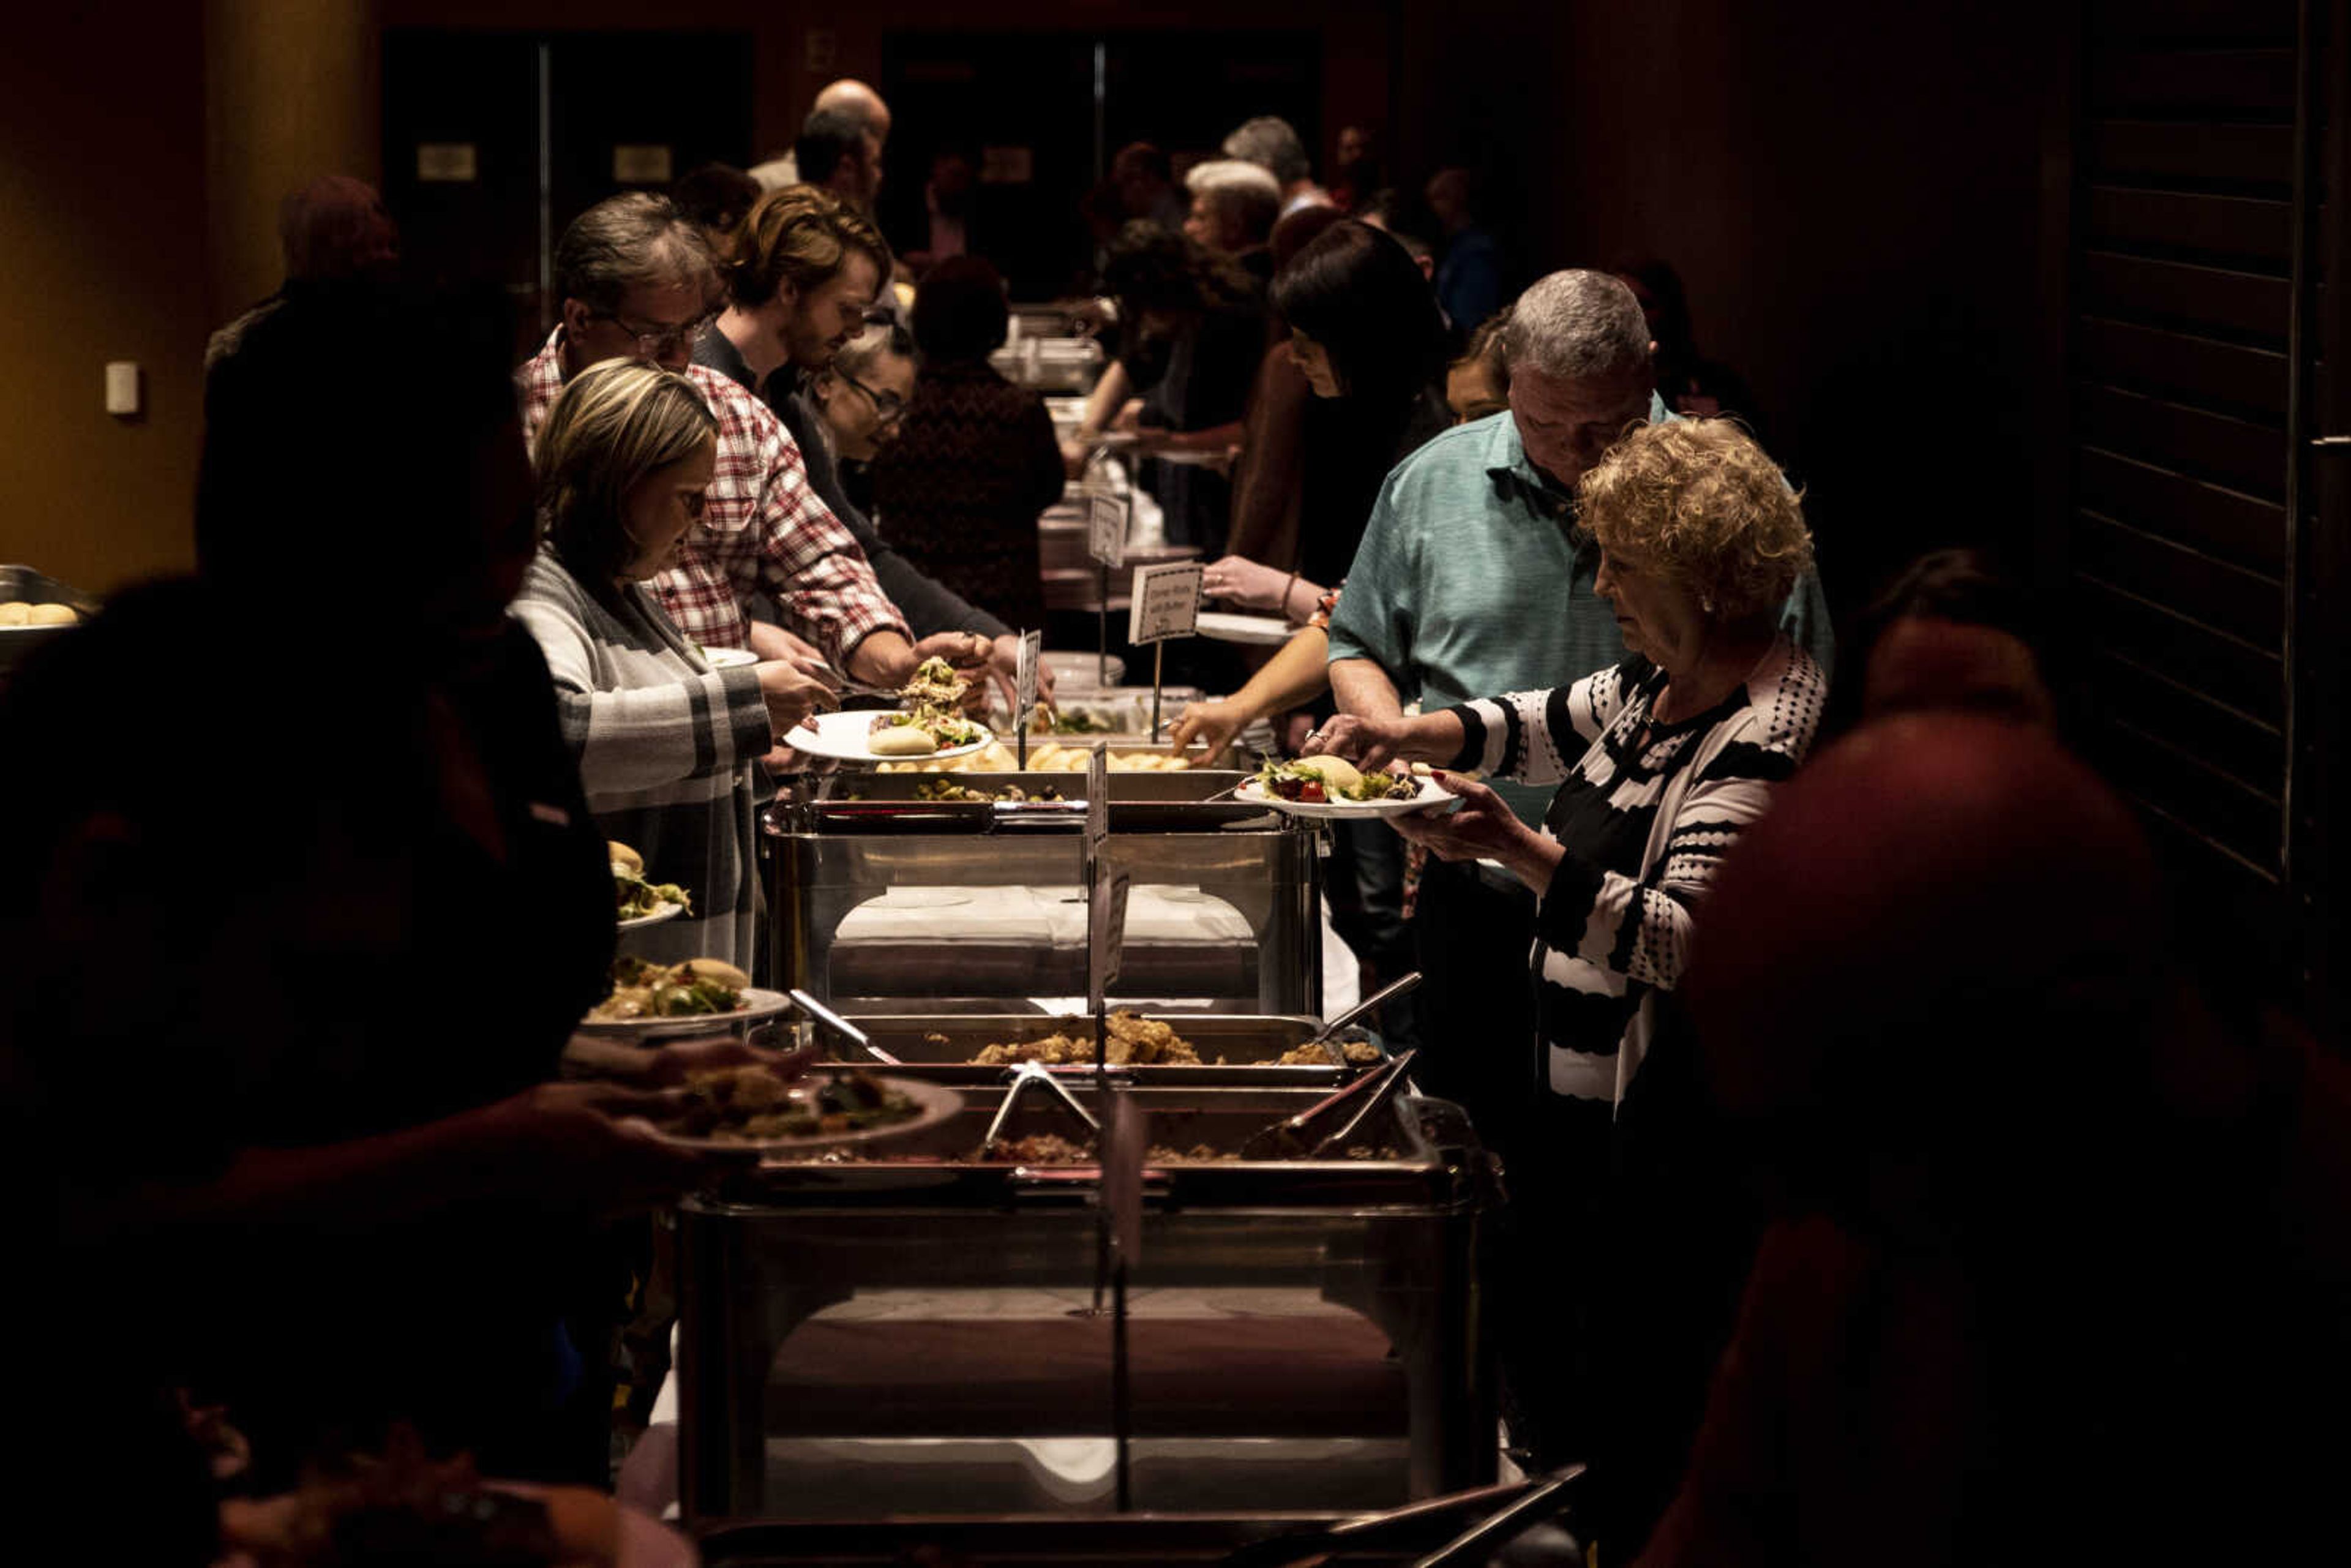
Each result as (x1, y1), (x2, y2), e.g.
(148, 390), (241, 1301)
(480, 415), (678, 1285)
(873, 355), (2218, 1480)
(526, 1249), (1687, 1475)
(517, 193), (994, 688)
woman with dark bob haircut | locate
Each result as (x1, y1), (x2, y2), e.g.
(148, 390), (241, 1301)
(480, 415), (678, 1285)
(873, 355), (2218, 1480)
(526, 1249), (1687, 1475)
(871, 256), (1063, 630)
(1204, 219), (1451, 623)
(909, 253), (1011, 361)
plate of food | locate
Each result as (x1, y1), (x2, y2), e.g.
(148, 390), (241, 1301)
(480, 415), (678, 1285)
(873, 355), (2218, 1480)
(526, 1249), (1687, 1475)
(697, 643), (759, 670)
(1235, 757), (1461, 819)
(784, 656), (993, 763)
(611, 841), (691, 930)
(576, 956), (792, 1035)
(1196, 611), (1293, 647)
(651, 1065), (963, 1150)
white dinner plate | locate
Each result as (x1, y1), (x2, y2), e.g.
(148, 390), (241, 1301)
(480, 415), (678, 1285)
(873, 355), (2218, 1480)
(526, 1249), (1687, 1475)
(699, 645), (759, 670)
(784, 709), (992, 765)
(617, 900), (685, 931)
(576, 985), (793, 1037)
(650, 1073), (965, 1153)
(1234, 775), (1462, 820)
(1196, 611), (1294, 647)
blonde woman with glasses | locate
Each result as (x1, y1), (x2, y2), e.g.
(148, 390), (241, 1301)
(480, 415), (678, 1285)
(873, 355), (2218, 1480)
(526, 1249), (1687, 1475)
(512, 358), (836, 970)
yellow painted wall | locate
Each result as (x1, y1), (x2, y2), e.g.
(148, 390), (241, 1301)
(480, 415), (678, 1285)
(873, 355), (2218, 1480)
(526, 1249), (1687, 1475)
(0, 6), (215, 596)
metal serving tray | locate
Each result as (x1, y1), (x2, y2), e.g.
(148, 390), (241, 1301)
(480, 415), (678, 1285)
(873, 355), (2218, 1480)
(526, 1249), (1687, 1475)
(700, 1084), (1464, 1209)
(0, 565), (99, 677)
(678, 1091), (1495, 1521)
(825, 1012), (1375, 1087)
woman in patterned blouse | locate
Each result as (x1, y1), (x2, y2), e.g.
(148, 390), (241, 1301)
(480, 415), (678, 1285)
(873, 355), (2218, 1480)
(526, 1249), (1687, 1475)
(1307, 418), (1824, 1108)
(1307, 419), (1827, 1518)
(868, 256), (1065, 633)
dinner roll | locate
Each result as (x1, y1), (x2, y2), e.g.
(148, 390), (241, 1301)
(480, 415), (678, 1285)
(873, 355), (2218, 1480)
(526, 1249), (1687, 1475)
(1289, 754), (1365, 793)
(609, 841), (644, 874)
(24, 603), (78, 626)
(0, 602), (30, 626)
(868, 726), (939, 757)
(684, 958), (751, 989)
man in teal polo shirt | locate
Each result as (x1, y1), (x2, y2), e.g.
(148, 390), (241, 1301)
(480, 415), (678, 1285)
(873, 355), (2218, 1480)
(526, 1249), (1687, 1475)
(1327, 268), (1831, 1479)
(1327, 269), (1831, 1141)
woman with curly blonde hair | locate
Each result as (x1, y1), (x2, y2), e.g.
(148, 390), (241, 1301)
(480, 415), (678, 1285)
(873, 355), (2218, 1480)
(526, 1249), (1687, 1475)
(1306, 417), (1829, 1520)
(1311, 416), (1824, 1106)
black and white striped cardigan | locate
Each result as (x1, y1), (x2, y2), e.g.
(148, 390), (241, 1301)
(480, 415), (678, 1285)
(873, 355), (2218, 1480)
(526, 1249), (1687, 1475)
(1442, 637), (1826, 1109)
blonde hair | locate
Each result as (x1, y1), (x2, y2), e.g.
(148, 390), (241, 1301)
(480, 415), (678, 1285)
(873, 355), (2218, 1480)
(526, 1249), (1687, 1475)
(1578, 419), (1813, 623)
(535, 359), (716, 587)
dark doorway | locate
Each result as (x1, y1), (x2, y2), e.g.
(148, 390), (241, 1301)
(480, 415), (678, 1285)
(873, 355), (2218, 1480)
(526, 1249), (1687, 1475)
(383, 28), (754, 347)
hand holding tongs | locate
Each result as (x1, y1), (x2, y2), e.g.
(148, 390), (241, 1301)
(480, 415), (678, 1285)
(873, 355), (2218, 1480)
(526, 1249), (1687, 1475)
(973, 1060), (1101, 1160)
(786, 989), (901, 1066)
(1237, 1048), (1417, 1161)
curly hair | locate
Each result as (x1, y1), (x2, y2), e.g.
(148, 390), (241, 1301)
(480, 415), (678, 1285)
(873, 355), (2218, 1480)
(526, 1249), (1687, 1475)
(1578, 419), (1813, 623)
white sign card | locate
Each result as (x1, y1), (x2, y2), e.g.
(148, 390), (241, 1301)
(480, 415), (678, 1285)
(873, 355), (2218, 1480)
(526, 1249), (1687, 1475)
(1088, 492), (1127, 569)
(1127, 561), (1204, 646)
(1014, 629), (1041, 726)
(1088, 866), (1131, 1011)
(1086, 742), (1110, 855)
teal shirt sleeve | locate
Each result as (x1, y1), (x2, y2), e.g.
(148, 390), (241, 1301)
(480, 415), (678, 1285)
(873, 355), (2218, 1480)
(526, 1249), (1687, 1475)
(1325, 471), (1413, 682)
(1778, 567), (1836, 685)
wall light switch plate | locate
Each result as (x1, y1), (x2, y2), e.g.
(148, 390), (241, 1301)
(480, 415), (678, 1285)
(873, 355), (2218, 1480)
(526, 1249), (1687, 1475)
(105, 361), (141, 418)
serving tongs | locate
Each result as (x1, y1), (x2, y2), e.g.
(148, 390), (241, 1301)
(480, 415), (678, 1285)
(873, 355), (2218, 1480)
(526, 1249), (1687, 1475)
(972, 1060), (1101, 1160)
(1235, 1048), (1419, 1161)
(785, 989), (901, 1067)
(1303, 970), (1422, 1061)
(1217, 1465), (1584, 1567)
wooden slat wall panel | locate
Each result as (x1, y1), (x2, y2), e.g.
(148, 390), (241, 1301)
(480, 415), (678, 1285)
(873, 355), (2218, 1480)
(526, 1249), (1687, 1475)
(2072, 511), (2284, 645)
(2072, 574), (2284, 726)
(2080, 250), (2292, 339)
(2076, 317), (2290, 415)
(2063, 12), (2300, 902)
(2073, 383), (2289, 495)
(2085, 718), (2282, 866)
(2086, 651), (2282, 778)
(2074, 447), (2287, 569)
(2089, 0), (2297, 47)
(2090, 48), (2298, 116)
(2087, 121), (2297, 187)
(2082, 187), (2292, 263)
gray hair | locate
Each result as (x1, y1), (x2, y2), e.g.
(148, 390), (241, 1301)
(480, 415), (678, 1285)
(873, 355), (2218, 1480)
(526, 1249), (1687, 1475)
(1183, 158), (1280, 200)
(832, 320), (913, 380)
(553, 193), (713, 313)
(1499, 269), (1651, 384)
(1221, 116), (1310, 186)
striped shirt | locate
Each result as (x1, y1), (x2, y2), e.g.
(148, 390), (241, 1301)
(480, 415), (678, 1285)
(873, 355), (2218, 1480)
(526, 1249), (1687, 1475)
(516, 330), (908, 659)
(509, 551), (772, 972)
(1444, 636), (1826, 1107)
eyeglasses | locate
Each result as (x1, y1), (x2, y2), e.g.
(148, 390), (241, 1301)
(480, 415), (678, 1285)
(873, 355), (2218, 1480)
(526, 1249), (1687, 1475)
(585, 307), (715, 359)
(834, 369), (906, 427)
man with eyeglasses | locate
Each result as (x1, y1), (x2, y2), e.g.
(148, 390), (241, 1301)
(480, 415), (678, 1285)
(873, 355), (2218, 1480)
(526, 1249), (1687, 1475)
(519, 192), (960, 697)
(696, 186), (1038, 698)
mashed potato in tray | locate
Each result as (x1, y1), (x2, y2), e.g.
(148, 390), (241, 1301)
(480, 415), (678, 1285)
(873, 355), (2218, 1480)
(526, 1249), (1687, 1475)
(877, 740), (1191, 774)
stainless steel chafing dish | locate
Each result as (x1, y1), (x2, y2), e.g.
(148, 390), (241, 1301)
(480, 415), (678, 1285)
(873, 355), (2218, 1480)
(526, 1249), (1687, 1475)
(0, 565), (99, 678)
(763, 769), (1323, 1015)
(677, 1084), (1496, 1523)
(823, 1012), (1376, 1087)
